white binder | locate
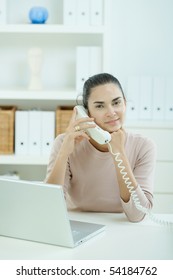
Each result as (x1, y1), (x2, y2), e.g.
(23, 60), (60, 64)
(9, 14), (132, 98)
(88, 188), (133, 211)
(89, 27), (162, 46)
(76, 47), (90, 93)
(165, 78), (173, 120)
(0, 0), (6, 24)
(15, 111), (29, 155)
(63, 0), (77, 25)
(76, 46), (102, 93)
(76, 0), (90, 25)
(90, 0), (103, 26)
(41, 111), (55, 156)
(28, 111), (42, 156)
(152, 77), (165, 120)
(126, 76), (140, 120)
(89, 46), (102, 76)
(139, 76), (153, 120)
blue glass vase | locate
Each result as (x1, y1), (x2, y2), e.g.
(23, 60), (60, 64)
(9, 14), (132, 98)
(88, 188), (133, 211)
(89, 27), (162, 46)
(29, 7), (48, 24)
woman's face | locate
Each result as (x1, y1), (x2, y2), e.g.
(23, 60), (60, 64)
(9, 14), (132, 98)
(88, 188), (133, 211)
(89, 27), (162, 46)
(88, 83), (126, 133)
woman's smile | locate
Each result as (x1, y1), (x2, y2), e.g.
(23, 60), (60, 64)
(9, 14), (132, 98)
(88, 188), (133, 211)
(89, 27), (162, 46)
(104, 118), (120, 126)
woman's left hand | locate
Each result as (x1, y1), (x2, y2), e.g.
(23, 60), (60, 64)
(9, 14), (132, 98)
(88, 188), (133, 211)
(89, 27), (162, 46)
(108, 128), (126, 154)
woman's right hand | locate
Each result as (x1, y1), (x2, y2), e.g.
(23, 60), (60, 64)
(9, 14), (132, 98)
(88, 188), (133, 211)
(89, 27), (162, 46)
(60, 107), (96, 156)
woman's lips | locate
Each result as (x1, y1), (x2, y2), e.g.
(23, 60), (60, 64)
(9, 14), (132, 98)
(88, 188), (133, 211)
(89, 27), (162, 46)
(105, 119), (120, 126)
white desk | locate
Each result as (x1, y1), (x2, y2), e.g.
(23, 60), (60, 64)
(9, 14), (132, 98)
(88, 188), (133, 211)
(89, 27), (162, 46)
(0, 212), (172, 260)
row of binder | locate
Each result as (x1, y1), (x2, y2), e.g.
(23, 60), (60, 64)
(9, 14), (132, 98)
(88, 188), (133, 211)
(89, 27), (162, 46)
(76, 46), (102, 93)
(0, 0), (6, 24)
(126, 76), (173, 120)
(15, 111), (55, 156)
(63, 0), (103, 26)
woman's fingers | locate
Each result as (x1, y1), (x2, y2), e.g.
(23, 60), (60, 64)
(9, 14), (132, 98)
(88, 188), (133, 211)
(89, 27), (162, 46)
(75, 130), (90, 141)
(68, 107), (77, 126)
(70, 107), (94, 125)
(74, 122), (96, 133)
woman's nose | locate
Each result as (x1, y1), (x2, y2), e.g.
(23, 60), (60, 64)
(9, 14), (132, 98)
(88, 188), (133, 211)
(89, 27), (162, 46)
(106, 107), (116, 117)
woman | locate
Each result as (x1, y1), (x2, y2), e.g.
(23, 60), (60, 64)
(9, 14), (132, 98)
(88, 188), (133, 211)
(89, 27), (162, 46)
(45, 73), (156, 222)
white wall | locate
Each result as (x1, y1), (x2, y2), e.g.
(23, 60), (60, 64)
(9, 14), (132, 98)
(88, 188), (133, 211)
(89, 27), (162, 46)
(110, 0), (173, 88)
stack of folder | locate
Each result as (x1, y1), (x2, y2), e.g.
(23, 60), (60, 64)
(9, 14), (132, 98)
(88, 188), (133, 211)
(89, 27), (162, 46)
(63, 0), (103, 26)
(15, 110), (55, 156)
(126, 76), (173, 121)
(76, 46), (102, 93)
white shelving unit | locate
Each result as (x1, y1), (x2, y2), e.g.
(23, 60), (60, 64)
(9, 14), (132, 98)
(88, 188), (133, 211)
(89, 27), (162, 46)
(0, 24), (105, 34)
(0, 89), (77, 100)
(0, 1), (111, 92)
(0, 89), (77, 110)
(0, 0), (112, 180)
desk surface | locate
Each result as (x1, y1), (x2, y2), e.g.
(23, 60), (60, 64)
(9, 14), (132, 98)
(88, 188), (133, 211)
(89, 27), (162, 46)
(0, 212), (173, 260)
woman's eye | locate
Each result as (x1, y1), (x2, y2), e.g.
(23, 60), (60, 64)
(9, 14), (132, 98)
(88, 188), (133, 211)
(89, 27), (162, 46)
(113, 100), (122, 106)
(95, 104), (104, 109)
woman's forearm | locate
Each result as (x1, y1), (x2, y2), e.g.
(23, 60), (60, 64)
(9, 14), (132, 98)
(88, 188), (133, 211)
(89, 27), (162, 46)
(113, 152), (138, 202)
(45, 150), (69, 185)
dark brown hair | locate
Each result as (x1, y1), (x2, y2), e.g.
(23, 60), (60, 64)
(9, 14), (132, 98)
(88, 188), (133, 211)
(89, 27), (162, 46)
(82, 73), (126, 109)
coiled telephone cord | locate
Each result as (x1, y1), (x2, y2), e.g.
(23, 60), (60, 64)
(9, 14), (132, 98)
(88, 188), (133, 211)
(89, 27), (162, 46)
(108, 142), (173, 228)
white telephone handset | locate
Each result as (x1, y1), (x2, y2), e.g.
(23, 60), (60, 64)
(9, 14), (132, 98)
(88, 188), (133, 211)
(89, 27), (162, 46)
(75, 105), (111, 145)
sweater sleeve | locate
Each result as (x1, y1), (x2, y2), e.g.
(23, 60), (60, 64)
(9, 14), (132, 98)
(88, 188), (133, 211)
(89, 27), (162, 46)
(121, 137), (157, 222)
(44, 134), (72, 197)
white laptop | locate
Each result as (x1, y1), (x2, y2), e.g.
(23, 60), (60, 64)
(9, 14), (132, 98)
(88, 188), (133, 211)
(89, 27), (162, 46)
(0, 178), (105, 248)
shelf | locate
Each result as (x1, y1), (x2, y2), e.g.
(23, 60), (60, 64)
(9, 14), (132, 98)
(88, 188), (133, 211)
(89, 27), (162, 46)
(0, 89), (77, 101)
(0, 155), (49, 165)
(0, 24), (105, 34)
(125, 121), (173, 129)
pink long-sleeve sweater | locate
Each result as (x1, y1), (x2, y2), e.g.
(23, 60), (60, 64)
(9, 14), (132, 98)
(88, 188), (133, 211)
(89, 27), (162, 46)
(45, 131), (156, 222)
